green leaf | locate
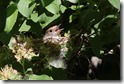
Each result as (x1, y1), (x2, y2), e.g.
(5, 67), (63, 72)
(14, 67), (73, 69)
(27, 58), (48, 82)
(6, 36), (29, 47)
(90, 35), (103, 56)
(41, 67), (67, 80)
(38, 13), (51, 23)
(108, 0), (120, 10)
(35, 0), (66, 28)
(19, 20), (30, 32)
(4, 4), (18, 33)
(17, 0), (36, 18)
(0, 32), (11, 45)
(31, 13), (38, 22)
(60, 5), (67, 13)
(67, 0), (78, 3)
(79, 7), (97, 28)
(46, 4), (59, 14)
(40, 0), (53, 7)
(29, 74), (53, 80)
(94, 14), (117, 29)
(39, 13), (60, 28)
(45, 0), (61, 14)
(98, 18), (120, 45)
(43, 14), (60, 27)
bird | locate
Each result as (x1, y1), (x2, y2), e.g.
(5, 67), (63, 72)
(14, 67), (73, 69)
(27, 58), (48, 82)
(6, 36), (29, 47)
(43, 25), (69, 45)
(42, 24), (70, 69)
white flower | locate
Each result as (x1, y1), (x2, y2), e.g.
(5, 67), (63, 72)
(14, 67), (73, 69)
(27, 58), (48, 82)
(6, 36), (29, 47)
(0, 65), (22, 80)
(91, 56), (102, 68)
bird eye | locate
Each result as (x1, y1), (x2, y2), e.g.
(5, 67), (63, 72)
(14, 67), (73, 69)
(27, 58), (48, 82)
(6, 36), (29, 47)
(49, 30), (52, 32)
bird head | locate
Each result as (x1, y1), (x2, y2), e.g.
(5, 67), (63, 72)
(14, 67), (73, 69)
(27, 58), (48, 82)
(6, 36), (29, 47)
(45, 25), (62, 37)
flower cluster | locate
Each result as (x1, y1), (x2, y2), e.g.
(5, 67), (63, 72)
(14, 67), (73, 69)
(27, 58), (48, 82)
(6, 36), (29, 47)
(8, 36), (38, 62)
(14, 42), (38, 62)
(0, 65), (22, 80)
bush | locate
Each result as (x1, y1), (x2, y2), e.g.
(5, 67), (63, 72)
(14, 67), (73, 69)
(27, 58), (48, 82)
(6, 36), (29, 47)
(0, 0), (120, 80)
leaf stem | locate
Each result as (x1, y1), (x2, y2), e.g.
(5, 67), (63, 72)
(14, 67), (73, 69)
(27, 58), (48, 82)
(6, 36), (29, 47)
(20, 58), (26, 75)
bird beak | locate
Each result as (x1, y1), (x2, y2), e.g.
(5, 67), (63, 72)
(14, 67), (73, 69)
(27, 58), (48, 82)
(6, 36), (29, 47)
(57, 24), (64, 31)
(58, 24), (61, 27)
(60, 28), (64, 31)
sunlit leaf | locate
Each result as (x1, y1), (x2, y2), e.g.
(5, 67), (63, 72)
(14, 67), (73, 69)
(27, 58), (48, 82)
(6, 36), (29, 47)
(43, 14), (60, 27)
(19, 20), (30, 32)
(39, 14), (60, 28)
(4, 4), (18, 33)
(60, 5), (67, 13)
(67, 0), (78, 3)
(29, 74), (53, 80)
(31, 13), (38, 22)
(46, 4), (59, 14)
(17, 0), (36, 18)
(45, 0), (61, 14)
(40, 0), (53, 7)
(108, 0), (120, 10)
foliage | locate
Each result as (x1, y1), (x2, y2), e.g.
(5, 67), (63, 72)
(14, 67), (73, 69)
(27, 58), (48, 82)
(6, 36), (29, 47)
(0, 0), (120, 80)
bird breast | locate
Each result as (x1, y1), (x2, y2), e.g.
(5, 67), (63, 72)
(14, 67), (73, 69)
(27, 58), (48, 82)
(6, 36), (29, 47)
(43, 35), (61, 44)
